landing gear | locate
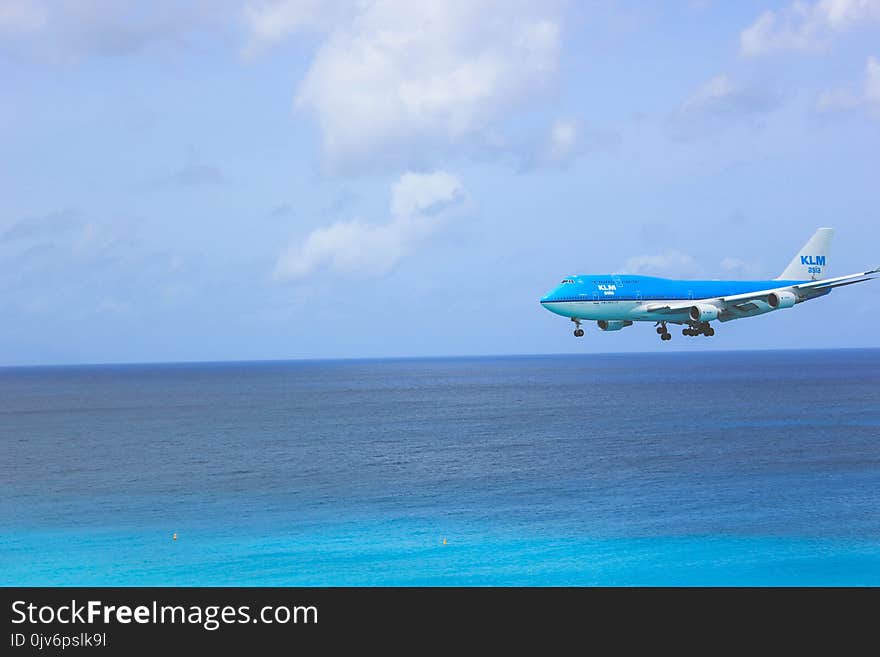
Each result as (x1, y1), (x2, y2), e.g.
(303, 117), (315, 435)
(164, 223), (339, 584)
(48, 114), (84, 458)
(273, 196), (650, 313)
(655, 321), (671, 342)
(683, 323), (715, 337)
(571, 318), (584, 338)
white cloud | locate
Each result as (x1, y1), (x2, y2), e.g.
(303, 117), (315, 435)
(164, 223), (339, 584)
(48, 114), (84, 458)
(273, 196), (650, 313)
(242, 1), (563, 172)
(1, 209), (139, 262)
(0, 0), (46, 34)
(545, 119), (579, 162)
(814, 55), (880, 118)
(719, 256), (762, 279)
(241, 0), (349, 57)
(0, 209), (210, 328)
(740, 0), (880, 57)
(531, 118), (585, 169)
(389, 171), (463, 218)
(520, 117), (618, 170)
(0, 1), (233, 59)
(681, 75), (752, 112)
(867, 55), (880, 114)
(274, 171), (464, 280)
(621, 252), (763, 279)
(622, 250), (700, 278)
(667, 74), (778, 140)
(815, 88), (862, 112)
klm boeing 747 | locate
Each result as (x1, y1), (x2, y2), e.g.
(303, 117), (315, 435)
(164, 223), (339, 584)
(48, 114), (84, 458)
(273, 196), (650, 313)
(540, 228), (878, 341)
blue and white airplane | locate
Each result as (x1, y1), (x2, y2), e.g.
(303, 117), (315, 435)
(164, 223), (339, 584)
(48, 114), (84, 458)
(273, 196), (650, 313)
(540, 228), (877, 341)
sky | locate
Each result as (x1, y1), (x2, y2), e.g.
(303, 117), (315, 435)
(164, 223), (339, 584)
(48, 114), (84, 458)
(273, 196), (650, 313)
(1, 0), (878, 365)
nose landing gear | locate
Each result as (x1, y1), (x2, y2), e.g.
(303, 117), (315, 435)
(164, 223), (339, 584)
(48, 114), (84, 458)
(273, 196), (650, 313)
(571, 318), (585, 337)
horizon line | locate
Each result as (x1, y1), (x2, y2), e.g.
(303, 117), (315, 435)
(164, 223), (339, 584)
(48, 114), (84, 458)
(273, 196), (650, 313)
(1, 345), (879, 370)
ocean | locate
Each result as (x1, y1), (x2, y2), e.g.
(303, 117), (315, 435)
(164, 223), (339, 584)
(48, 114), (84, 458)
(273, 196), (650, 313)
(2, 349), (879, 586)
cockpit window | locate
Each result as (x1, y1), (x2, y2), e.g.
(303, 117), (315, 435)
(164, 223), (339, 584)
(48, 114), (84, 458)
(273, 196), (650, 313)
(561, 278), (575, 284)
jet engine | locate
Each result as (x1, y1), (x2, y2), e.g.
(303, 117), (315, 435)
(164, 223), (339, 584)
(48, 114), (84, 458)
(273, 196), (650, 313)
(689, 304), (719, 322)
(768, 290), (797, 309)
(597, 320), (633, 331)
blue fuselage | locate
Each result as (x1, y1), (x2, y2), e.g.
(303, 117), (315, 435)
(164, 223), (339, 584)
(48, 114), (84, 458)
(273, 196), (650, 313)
(540, 275), (807, 323)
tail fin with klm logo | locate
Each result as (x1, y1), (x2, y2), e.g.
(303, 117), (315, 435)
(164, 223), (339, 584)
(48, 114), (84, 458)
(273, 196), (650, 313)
(777, 228), (833, 281)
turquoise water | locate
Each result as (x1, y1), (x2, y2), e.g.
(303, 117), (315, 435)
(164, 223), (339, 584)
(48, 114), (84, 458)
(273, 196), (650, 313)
(7, 528), (880, 586)
(2, 350), (879, 585)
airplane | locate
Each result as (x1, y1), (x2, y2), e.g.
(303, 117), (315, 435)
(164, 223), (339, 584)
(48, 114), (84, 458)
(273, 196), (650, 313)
(540, 228), (877, 341)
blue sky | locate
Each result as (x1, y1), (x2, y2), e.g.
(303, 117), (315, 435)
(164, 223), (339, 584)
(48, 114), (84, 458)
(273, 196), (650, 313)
(1, 0), (878, 365)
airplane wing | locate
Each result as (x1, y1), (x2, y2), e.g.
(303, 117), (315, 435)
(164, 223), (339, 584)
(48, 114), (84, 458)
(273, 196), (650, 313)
(643, 268), (879, 316)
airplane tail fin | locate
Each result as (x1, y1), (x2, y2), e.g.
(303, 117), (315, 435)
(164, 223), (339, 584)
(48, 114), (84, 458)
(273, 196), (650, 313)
(777, 228), (833, 280)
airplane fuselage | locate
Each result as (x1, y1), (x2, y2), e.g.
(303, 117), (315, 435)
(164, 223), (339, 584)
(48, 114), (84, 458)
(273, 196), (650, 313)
(540, 275), (809, 324)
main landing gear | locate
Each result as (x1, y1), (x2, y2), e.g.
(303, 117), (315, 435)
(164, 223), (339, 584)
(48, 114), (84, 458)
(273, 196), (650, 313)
(655, 321), (672, 341)
(682, 323), (715, 337)
(571, 318), (585, 337)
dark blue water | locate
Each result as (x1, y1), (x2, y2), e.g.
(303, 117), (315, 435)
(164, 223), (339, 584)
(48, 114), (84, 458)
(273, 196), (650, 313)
(2, 350), (879, 585)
